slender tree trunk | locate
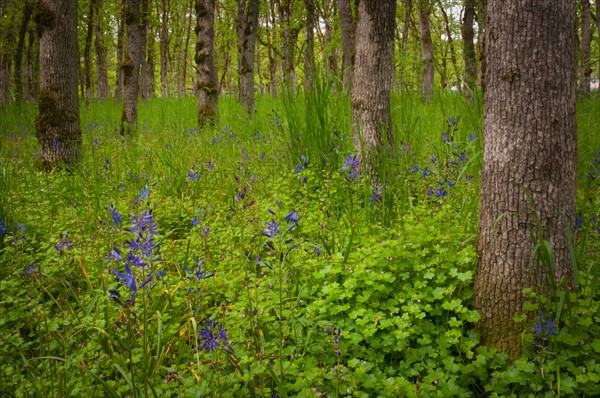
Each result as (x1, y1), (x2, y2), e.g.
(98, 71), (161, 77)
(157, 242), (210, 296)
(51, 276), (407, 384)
(303, 0), (316, 89)
(418, 0), (434, 102)
(15, 1), (34, 103)
(94, 0), (110, 99)
(279, 0), (298, 88)
(579, 0), (591, 95)
(474, 0), (577, 358)
(398, 0), (412, 91)
(596, 0), (600, 94)
(436, 0), (460, 89)
(159, 0), (169, 97)
(267, 0), (278, 96)
(84, 0), (95, 105)
(462, 0), (477, 93)
(195, 0), (218, 126)
(181, 0), (194, 96)
(139, 0), (150, 99)
(116, 0), (125, 98)
(146, 26), (156, 96)
(322, 0), (338, 80)
(237, 0), (259, 115)
(35, 0), (81, 170)
(338, 0), (354, 90)
(351, 0), (396, 176)
(25, 27), (37, 101)
(121, 0), (143, 133)
(0, 1), (14, 104)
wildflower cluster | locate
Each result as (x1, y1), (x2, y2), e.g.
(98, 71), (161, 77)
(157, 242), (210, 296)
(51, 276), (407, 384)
(198, 319), (231, 353)
(341, 154), (360, 180)
(531, 311), (559, 348)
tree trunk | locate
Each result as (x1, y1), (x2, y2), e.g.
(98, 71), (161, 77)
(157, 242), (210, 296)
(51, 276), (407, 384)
(121, 0), (142, 134)
(116, 0), (125, 98)
(418, 0), (434, 102)
(146, 27), (156, 96)
(474, 0), (577, 358)
(351, 0), (396, 176)
(94, 0), (110, 99)
(0, 1), (15, 104)
(15, 1), (34, 103)
(159, 0), (169, 97)
(181, 0), (194, 96)
(398, 0), (412, 92)
(462, 0), (477, 93)
(25, 27), (37, 101)
(84, 0), (95, 105)
(436, 0), (460, 89)
(35, 0), (81, 171)
(139, 0), (150, 99)
(475, 0), (486, 92)
(237, 0), (259, 115)
(338, 0), (354, 90)
(597, 0), (600, 94)
(195, 0), (218, 126)
(278, 0), (298, 88)
(267, 0), (278, 96)
(303, 0), (316, 89)
(579, 0), (591, 95)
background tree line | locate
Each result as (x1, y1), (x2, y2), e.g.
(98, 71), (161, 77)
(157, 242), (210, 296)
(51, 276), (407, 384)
(1, 0), (599, 106)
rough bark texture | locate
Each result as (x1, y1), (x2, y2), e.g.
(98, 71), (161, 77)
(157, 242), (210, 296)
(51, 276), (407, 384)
(0, 1), (12, 104)
(398, 0), (412, 91)
(159, 0), (169, 97)
(278, 0), (298, 88)
(474, 0), (577, 358)
(181, 0), (194, 96)
(84, 0), (95, 104)
(34, 0), (81, 171)
(597, 0), (600, 92)
(337, 0), (354, 90)
(121, 0), (142, 134)
(15, 1), (34, 103)
(303, 0), (316, 89)
(462, 0), (477, 92)
(475, 0), (486, 92)
(139, 0), (150, 99)
(351, 0), (396, 176)
(418, 0), (434, 102)
(579, 0), (591, 95)
(195, 0), (218, 126)
(237, 0), (259, 115)
(94, 0), (110, 99)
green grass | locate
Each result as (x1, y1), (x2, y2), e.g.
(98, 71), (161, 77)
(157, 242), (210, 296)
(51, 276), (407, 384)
(0, 93), (598, 397)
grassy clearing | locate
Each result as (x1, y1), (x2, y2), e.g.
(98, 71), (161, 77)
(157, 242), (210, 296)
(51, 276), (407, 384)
(0, 93), (598, 397)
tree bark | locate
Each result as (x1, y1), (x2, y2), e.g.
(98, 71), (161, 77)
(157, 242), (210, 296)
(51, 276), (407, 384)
(25, 26), (38, 100)
(351, 0), (396, 176)
(139, 0), (150, 99)
(278, 0), (298, 88)
(436, 0), (460, 89)
(398, 0), (412, 92)
(579, 0), (591, 95)
(15, 1), (34, 103)
(116, 0), (125, 98)
(94, 0), (110, 99)
(474, 0), (577, 358)
(475, 0), (486, 92)
(303, 0), (316, 89)
(34, 0), (81, 170)
(597, 0), (600, 93)
(462, 0), (477, 93)
(0, 2), (16, 103)
(195, 0), (218, 126)
(181, 0), (194, 96)
(337, 0), (354, 90)
(237, 0), (259, 115)
(121, 0), (142, 134)
(418, 0), (434, 102)
(159, 0), (170, 97)
(84, 0), (95, 105)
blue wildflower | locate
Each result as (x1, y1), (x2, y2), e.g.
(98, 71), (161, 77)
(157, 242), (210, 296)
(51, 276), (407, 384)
(532, 312), (559, 345)
(206, 161), (215, 169)
(446, 117), (458, 126)
(0, 217), (8, 235)
(442, 132), (449, 143)
(301, 176), (307, 183)
(15, 224), (26, 231)
(412, 165), (419, 174)
(575, 215), (583, 231)
(187, 169), (201, 181)
(293, 165), (303, 174)
(191, 216), (200, 226)
(55, 232), (72, 256)
(342, 154), (360, 171)
(112, 264), (137, 295)
(422, 168), (431, 177)
(138, 185), (150, 202)
(184, 258), (215, 281)
(301, 155), (308, 167)
(198, 319), (230, 352)
(202, 227), (210, 236)
(370, 183), (386, 202)
(106, 203), (123, 227)
(23, 264), (37, 275)
(261, 219), (280, 238)
(468, 132), (477, 141)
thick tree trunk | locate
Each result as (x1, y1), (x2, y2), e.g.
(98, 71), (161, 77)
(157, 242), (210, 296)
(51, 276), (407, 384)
(338, 0), (354, 90)
(94, 0), (110, 99)
(351, 0), (396, 176)
(15, 1), (34, 103)
(35, 0), (81, 170)
(195, 0), (218, 126)
(579, 0), (591, 95)
(474, 0), (577, 358)
(418, 0), (434, 102)
(237, 0), (259, 115)
(303, 0), (316, 89)
(159, 0), (169, 97)
(475, 0), (486, 92)
(462, 0), (477, 93)
(121, 0), (142, 134)
(84, 0), (95, 105)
